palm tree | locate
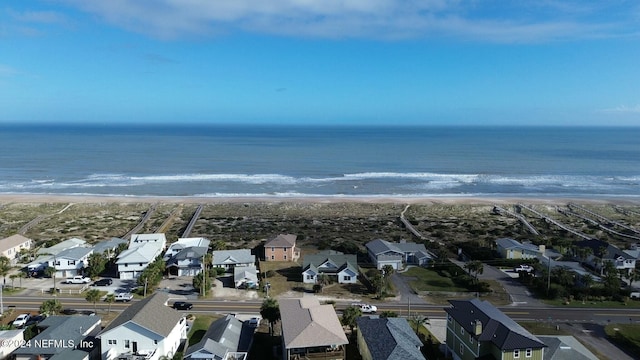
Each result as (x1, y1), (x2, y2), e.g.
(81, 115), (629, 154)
(260, 297), (280, 336)
(40, 299), (62, 316)
(409, 313), (430, 334)
(341, 306), (362, 335)
(85, 289), (102, 313)
(0, 256), (11, 285)
(105, 293), (115, 313)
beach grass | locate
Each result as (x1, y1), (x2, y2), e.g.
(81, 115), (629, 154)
(403, 267), (469, 293)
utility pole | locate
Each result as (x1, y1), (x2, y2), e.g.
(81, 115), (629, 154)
(144, 277), (148, 297)
(201, 254), (206, 297)
(547, 256), (551, 295)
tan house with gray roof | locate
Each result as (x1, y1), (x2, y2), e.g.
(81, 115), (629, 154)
(264, 234), (299, 261)
(99, 292), (187, 360)
(279, 297), (349, 360)
(0, 234), (32, 263)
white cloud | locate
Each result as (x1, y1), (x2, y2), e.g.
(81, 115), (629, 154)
(0, 64), (19, 77)
(57, 0), (638, 42)
(603, 105), (640, 114)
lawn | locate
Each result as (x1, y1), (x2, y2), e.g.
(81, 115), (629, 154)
(258, 260), (304, 297)
(187, 314), (218, 347)
(543, 299), (640, 308)
(605, 323), (640, 356)
(402, 267), (469, 293)
(517, 321), (569, 336)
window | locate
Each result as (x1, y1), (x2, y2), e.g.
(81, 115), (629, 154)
(526, 348), (532, 358)
(460, 327), (465, 335)
(469, 335), (474, 344)
(68, 260), (75, 265)
(514, 349), (520, 358)
(108, 340), (117, 345)
(125, 340), (130, 348)
(271, 256), (274, 260)
(284, 247), (288, 251)
(154, 340), (158, 345)
(271, 247), (275, 252)
(284, 255), (287, 260)
(459, 344), (464, 355)
(344, 276), (351, 281)
(447, 315), (452, 323)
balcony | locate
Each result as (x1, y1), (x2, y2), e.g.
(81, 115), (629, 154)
(289, 346), (345, 360)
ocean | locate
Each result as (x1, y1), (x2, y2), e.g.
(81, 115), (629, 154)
(0, 124), (638, 199)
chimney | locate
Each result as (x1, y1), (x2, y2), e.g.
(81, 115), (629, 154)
(473, 320), (483, 336)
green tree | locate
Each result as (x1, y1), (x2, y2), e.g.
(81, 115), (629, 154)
(40, 299), (62, 316)
(260, 297), (281, 336)
(464, 261), (484, 282)
(85, 289), (102, 313)
(380, 310), (398, 318)
(193, 271), (215, 296)
(341, 306), (362, 334)
(105, 293), (115, 313)
(137, 258), (166, 295)
(409, 313), (430, 334)
(0, 256), (11, 285)
(87, 252), (107, 278)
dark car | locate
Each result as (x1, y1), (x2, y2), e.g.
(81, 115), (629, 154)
(172, 301), (193, 310)
(93, 278), (113, 286)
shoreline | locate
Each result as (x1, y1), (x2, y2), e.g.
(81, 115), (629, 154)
(1, 193), (639, 206)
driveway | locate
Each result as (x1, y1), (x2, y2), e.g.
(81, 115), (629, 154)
(390, 268), (427, 305)
(450, 259), (544, 307)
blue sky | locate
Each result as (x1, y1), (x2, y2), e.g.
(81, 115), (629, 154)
(1, 1), (639, 126)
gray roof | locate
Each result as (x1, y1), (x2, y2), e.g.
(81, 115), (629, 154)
(538, 336), (598, 360)
(280, 297), (348, 349)
(265, 234), (297, 248)
(13, 316), (100, 356)
(367, 239), (431, 259)
(184, 314), (254, 359)
(101, 292), (184, 338)
(55, 246), (93, 260)
(92, 237), (128, 254)
(496, 238), (541, 252)
(356, 317), (425, 360)
(174, 246), (208, 261)
(212, 249), (255, 266)
(445, 299), (546, 351)
(303, 251), (358, 275)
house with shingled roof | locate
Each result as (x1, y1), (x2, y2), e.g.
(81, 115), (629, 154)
(264, 234), (299, 261)
(99, 292), (187, 360)
(279, 297), (349, 360)
(496, 238), (545, 260)
(445, 298), (546, 360)
(116, 233), (166, 279)
(212, 249), (256, 271)
(184, 314), (255, 360)
(366, 239), (433, 270)
(0, 234), (32, 264)
(356, 316), (425, 360)
(12, 315), (101, 360)
(302, 250), (358, 284)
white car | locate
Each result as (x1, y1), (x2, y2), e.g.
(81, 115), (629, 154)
(114, 292), (133, 302)
(65, 276), (92, 284)
(351, 303), (378, 313)
(12, 314), (31, 328)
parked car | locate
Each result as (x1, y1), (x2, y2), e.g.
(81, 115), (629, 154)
(93, 278), (113, 286)
(114, 292), (133, 302)
(65, 276), (92, 284)
(25, 315), (46, 327)
(172, 301), (193, 310)
(62, 309), (78, 315)
(12, 314), (31, 328)
(248, 317), (261, 326)
(631, 292), (640, 300)
(351, 303), (377, 313)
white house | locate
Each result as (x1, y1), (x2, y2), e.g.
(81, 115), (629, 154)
(366, 239), (433, 270)
(212, 249), (255, 272)
(99, 292), (187, 360)
(36, 237), (86, 255)
(46, 246), (93, 278)
(184, 314), (254, 360)
(92, 237), (128, 259)
(116, 234), (166, 280)
(0, 330), (24, 359)
(0, 234), (32, 264)
(302, 251), (358, 284)
(164, 237), (210, 259)
(166, 246), (208, 276)
(234, 265), (259, 288)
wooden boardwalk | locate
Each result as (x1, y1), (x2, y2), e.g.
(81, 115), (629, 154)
(517, 203), (594, 241)
(493, 205), (540, 235)
(181, 204), (203, 238)
(399, 204), (444, 246)
(121, 204), (157, 240)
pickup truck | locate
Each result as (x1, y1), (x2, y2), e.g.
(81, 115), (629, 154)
(65, 276), (92, 284)
(351, 303), (378, 313)
(514, 265), (534, 273)
(631, 292), (640, 300)
(114, 292), (133, 302)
